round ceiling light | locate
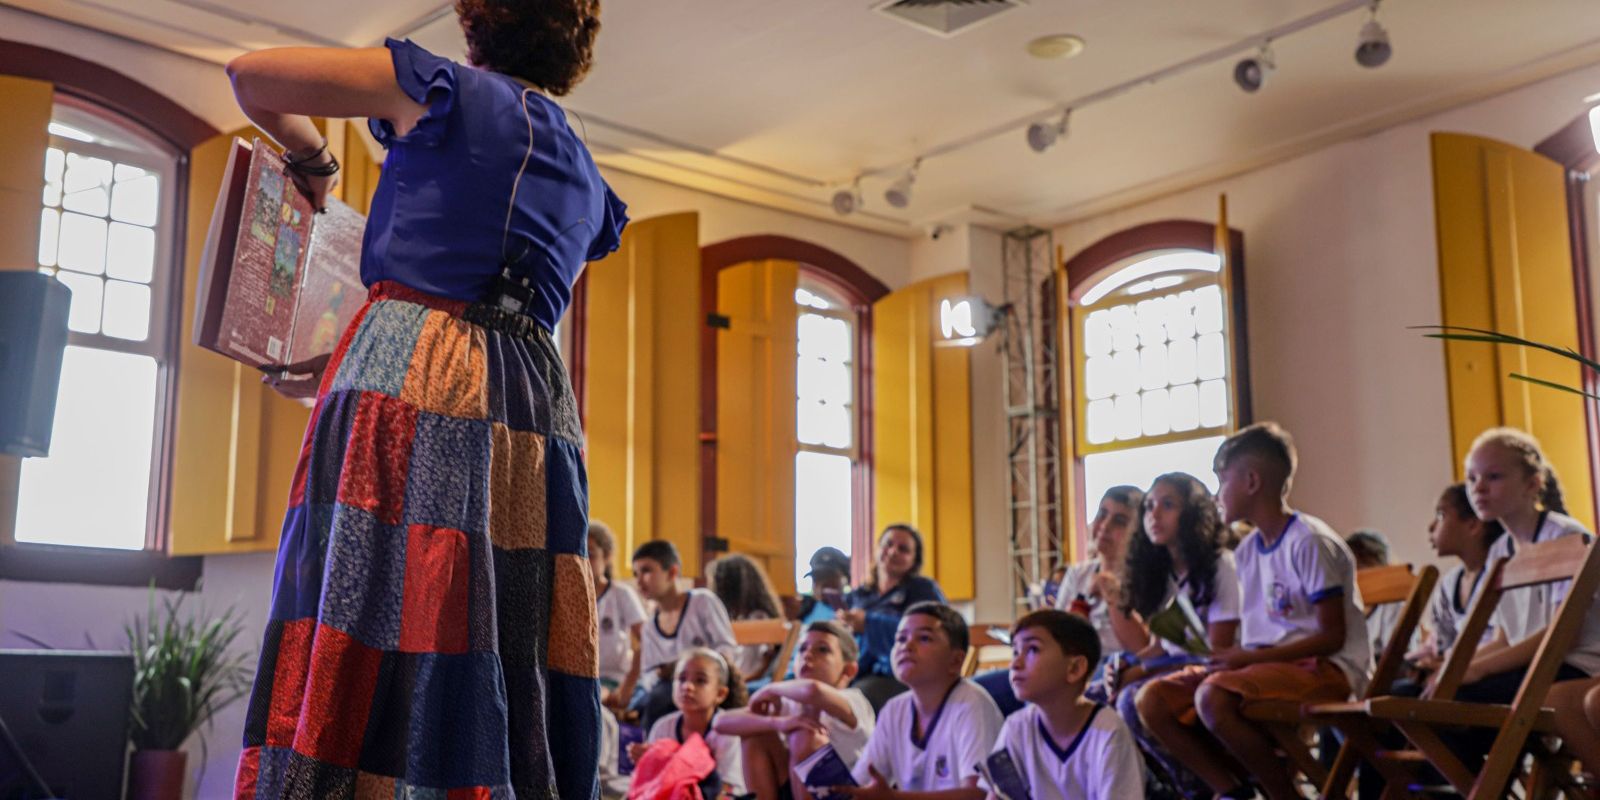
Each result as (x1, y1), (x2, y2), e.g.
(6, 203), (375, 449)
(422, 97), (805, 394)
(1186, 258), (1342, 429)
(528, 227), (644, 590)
(1027, 34), (1086, 60)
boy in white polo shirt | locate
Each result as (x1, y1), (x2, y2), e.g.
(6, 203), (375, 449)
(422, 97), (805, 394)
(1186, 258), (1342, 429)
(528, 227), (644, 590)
(631, 539), (739, 731)
(988, 609), (1143, 800)
(1141, 422), (1371, 800)
(844, 602), (1003, 800)
(716, 619), (876, 800)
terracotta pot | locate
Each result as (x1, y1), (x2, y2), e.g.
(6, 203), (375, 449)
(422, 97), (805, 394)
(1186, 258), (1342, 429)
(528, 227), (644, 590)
(128, 749), (187, 800)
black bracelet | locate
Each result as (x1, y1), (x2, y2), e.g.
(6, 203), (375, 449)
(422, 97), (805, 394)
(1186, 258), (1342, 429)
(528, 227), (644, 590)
(286, 139), (328, 166)
(288, 152), (340, 177)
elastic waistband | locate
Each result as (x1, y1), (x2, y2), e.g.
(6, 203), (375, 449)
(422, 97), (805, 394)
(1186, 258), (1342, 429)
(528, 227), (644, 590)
(367, 280), (551, 340)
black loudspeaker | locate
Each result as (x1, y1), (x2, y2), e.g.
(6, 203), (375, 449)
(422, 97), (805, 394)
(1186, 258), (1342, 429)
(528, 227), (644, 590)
(0, 272), (71, 458)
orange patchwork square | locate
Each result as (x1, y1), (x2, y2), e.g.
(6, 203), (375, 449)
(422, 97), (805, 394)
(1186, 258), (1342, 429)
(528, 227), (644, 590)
(400, 312), (488, 419)
(354, 772), (398, 800)
(488, 423), (548, 551)
(547, 554), (599, 678)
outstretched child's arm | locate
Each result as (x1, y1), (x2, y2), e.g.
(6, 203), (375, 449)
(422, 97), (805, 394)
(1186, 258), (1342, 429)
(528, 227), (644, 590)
(714, 706), (825, 738)
(751, 680), (860, 728)
(1211, 596), (1344, 669)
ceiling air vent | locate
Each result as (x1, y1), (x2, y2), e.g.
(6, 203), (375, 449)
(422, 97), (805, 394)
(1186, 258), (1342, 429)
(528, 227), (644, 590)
(873, 0), (1025, 38)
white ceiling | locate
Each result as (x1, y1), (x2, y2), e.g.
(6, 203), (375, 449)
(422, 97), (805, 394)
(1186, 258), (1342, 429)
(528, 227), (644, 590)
(11, 0), (1600, 236)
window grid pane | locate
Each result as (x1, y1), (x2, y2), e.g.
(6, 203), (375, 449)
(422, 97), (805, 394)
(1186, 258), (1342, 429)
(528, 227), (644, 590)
(1080, 276), (1232, 448)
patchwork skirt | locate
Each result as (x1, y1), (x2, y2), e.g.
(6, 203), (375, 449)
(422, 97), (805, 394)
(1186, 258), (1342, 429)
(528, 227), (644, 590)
(235, 281), (600, 800)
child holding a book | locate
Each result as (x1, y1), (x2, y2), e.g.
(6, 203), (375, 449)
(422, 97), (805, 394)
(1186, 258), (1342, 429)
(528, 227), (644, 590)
(716, 620), (876, 800)
(842, 602), (1003, 800)
(1141, 422), (1370, 800)
(632, 540), (740, 730)
(984, 609), (1143, 800)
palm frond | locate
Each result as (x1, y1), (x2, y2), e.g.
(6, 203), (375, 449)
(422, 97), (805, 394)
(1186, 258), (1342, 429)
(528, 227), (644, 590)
(1510, 373), (1600, 401)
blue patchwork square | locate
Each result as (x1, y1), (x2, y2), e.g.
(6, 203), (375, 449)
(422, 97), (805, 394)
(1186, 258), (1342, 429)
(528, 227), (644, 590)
(468, 530), (498, 653)
(544, 438), (589, 557)
(494, 548), (553, 668)
(306, 391), (362, 507)
(270, 503), (335, 622)
(331, 301), (430, 399)
(320, 504), (407, 650)
(404, 413), (492, 535)
(402, 652), (512, 789)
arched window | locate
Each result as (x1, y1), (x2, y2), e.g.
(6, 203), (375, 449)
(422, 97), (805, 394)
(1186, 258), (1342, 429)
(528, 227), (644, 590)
(16, 98), (181, 551)
(1067, 223), (1249, 525)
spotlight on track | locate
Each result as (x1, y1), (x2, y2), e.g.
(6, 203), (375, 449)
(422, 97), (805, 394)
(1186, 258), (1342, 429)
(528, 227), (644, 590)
(1355, 2), (1392, 68)
(831, 179), (863, 216)
(1233, 42), (1275, 93)
(1026, 110), (1070, 153)
(884, 159), (920, 209)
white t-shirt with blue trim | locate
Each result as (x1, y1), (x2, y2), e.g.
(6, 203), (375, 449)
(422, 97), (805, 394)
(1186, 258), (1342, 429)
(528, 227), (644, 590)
(1485, 511), (1600, 675)
(985, 703), (1143, 800)
(851, 679), (1003, 791)
(1235, 512), (1373, 695)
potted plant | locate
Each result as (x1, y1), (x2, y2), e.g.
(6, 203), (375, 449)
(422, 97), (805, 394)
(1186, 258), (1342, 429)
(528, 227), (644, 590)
(125, 591), (252, 800)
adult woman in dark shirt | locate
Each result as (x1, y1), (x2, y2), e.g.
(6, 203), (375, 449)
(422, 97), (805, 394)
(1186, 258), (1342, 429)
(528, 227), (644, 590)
(843, 524), (946, 708)
(224, 2), (624, 798)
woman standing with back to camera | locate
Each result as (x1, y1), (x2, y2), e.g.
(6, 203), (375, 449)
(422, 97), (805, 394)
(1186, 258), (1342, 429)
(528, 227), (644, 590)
(224, 1), (626, 797)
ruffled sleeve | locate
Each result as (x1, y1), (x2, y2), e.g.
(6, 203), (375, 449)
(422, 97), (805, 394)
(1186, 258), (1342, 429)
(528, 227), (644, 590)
(585, 183), (630, 261)
(369, 38), (457, 148)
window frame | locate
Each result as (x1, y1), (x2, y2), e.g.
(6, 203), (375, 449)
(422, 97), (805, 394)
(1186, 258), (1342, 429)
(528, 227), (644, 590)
(1058, 220), (1250, 555)
(0, 41), (217, 589)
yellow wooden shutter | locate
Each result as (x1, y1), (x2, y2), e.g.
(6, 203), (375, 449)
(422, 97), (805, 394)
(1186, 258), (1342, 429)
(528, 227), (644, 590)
(585, 212), (703, 577)
(0, 75), (54, 545)
(716, 259), (799, 594)
(872, 272), (974, 599)
(1432, 132), (1596, 528)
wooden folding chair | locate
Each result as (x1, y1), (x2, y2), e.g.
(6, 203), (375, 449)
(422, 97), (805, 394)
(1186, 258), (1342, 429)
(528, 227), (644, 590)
(1311, 534), (1600, 799)
(1237, 563), (1438, 795)
(961, 623), (1013, 678)
(731, 618), (801, 683)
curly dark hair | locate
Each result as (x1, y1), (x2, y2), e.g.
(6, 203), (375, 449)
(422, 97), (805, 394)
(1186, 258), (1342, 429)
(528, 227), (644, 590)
(708, 554), (782, 621)
(455, 0), (602, 96)
(1122, 473), (1227, 618)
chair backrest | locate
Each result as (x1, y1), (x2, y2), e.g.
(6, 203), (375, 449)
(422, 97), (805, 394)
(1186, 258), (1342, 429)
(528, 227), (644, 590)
(960, 623), (1013, 678)
(1357, 563), (1422, 608)
(1433, 533), (1600, 700)
(1358, 563), (1438, 700)
(731, 618), (801, 682)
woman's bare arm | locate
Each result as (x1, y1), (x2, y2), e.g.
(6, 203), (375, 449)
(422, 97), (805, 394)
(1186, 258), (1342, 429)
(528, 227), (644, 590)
(227, 47), (426, 145)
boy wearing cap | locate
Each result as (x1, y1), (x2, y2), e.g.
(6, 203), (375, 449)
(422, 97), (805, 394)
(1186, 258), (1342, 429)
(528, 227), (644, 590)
(800, 547), (853, 625)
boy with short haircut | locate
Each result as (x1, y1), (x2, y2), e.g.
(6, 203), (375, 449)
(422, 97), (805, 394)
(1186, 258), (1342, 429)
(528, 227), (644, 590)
(715, 620), (876, 800)
(989, 609), (1142, 800)
(1139, 422), (1371, 800)
(845, 602), (1003, 800)
(632, 540), (739, 730)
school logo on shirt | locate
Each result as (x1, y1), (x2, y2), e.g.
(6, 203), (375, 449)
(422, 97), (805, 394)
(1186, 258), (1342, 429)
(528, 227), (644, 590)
(601, 617), (614, 633)
(934, 756), (949, 779)
(692, 637), (705, 646)
(888, 591), (905, 605)
(1269, 582), (1293, 617)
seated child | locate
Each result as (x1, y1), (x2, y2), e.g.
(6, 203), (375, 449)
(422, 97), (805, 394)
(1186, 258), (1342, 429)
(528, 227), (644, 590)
(799, 547), (852, 626)
(591, 521), (648, 709)
(1346, 529), (1405, 655)
(1451, 429), (1600, 775)
(1140, 422), (1371, 800)
(1411, 483), (1497, 671)
(989, 609), (1143, 800)
(710, 553), (786, 684)
(845, 602), (1003, 800)
(715, 620), (876, 800)
(1117, 473), (1239, 797)
(632, 540), (739, 730)
(631, 648), (751, 797)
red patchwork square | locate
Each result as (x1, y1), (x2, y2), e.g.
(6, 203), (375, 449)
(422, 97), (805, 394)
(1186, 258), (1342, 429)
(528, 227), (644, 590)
(266, 619), (315, 748)
(337, 392), (418, 525)
(447, 788), (493, 800)
(235, 746), (261, 798)
(294, 624), (383, 768)
(399, 524), (471, 654)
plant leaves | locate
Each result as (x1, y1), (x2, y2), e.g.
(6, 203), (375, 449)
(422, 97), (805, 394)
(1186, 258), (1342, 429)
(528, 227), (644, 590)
(1510, 373), (1600, 401)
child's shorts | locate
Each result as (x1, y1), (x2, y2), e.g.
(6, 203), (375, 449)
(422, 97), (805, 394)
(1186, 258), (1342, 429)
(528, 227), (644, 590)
(1152, 659), (1351, 724)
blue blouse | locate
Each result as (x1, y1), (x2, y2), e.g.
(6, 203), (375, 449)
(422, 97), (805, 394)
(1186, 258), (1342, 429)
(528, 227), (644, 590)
(847, 575), (947, 677)
(363, 39), (628, 330)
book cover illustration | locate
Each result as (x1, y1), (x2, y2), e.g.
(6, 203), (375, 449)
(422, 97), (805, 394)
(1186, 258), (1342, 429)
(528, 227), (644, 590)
(794, 745), (857, 800)
(198, 138), (367, 369)
(979, 750), (1034, 800)
(1147, 590), (1212, 655)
